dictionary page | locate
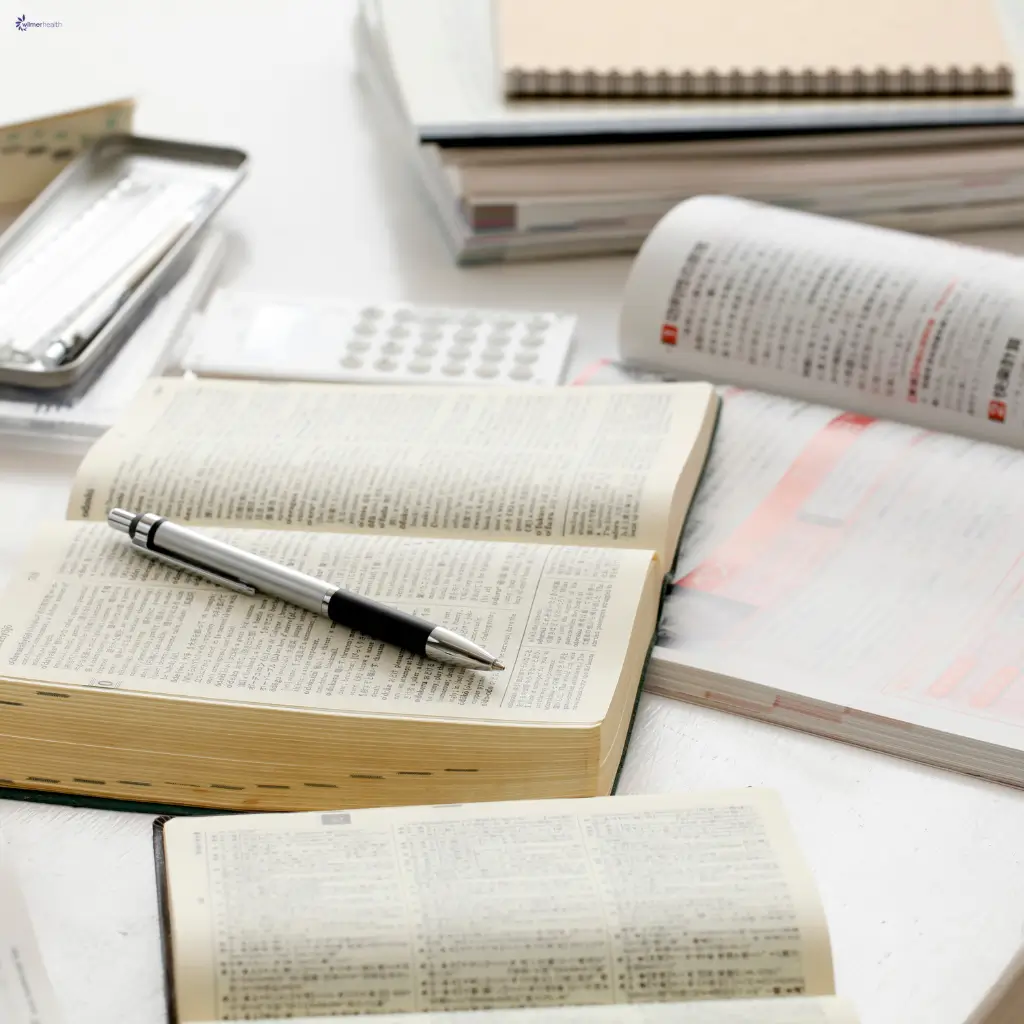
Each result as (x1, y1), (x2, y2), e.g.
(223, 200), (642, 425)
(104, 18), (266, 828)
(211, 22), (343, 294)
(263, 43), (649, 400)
(65, 378), (718, 565)
(0, 522), (654, 728)
(162, 791), (834, 1022)
(0, 835), (62, 1024)
(649, 388), (1024, 782)
(208, 996), (859, 1024)
(620, 195), (1024, 450)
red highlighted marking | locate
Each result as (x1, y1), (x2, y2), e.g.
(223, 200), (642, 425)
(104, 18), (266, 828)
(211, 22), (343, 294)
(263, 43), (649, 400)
(970, 667), (1019, 709)
(928, 656), (975, 698)
(677, 411), (873, 597)
(569, 358), (611, 386)
(907, 280), (957, 403)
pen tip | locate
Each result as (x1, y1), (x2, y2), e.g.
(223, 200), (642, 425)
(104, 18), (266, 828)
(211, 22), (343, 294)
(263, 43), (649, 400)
(491, 660), (505, 671)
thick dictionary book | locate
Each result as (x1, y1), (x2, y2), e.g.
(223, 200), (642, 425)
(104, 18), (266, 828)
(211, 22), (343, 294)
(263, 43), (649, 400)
(605, 194), (1024, 786)
(152, 790), (857, 1023)
(0, 380), (718, 811)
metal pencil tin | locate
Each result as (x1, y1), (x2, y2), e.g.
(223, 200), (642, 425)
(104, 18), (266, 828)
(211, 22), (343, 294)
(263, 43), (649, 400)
(0, 133), (247, 389)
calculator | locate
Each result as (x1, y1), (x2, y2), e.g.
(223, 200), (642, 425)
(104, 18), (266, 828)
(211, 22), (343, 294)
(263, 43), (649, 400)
(179, 291), (576, 386)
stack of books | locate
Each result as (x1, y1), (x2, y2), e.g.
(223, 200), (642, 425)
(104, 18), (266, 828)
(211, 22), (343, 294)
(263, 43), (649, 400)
(358, 0), (1024, 264)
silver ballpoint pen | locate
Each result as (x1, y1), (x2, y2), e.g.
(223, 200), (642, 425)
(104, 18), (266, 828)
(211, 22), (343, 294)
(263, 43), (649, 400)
(107, 509), (505, 672)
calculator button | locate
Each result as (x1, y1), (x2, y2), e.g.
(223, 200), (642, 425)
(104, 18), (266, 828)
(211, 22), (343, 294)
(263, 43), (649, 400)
(353, 321), (377, 336)
(509, 366), (533, 381)
(360, 306), (384, 319)
(493, 317), (516, 330)
(453, 327), (476, 343)
(514, 350), (539, 365)
(375, 357), (399, 372)
(408, 359), (432, 374)
(475, 364), (500, 378)
(449, 346), (472, 361)
(382, 340), (405, 354)
(418, 327), (443, 342)
(392, 309), (415, 322)
(442, 362), (466, 376)
(388, 325), (411, 339)
(460, 315), (481, 327)
(347, 339), (371, 353)
(340, 355), (364, 369)
(480, 350), (505, 364)
(415, 343), (438, 357)
(520, 333), (546, 348)
(485, 334), (511, 348)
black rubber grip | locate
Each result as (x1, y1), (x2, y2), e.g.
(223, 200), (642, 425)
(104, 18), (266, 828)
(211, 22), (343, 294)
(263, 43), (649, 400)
(327, 590), (434, 654)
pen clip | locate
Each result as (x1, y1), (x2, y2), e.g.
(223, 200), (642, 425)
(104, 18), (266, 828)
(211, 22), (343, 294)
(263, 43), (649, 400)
(139, 546), (257, 596)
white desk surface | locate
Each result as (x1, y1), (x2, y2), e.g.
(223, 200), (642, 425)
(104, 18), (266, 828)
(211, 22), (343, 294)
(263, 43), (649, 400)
(2, 3), (1024, 1023)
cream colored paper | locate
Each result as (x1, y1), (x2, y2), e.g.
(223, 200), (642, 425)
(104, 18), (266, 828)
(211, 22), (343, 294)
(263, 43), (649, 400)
(0, 522), (652, 725)
(65, 378), (714, 564)
(163, 791), (834, 1022)
(206, 996), (859, 1023)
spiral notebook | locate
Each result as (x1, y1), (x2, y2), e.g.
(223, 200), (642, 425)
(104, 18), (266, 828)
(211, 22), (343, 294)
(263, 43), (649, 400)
(498, 0), (1015, 99)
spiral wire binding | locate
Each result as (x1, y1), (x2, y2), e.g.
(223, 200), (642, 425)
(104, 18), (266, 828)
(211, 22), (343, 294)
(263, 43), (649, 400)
(506, 63), (1014, 98)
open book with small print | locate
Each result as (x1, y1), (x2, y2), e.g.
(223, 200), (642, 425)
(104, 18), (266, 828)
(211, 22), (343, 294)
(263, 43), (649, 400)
(156, 790), (858, 1023)
(601, 195), (1024, 786)
(0, 379), (717, 811)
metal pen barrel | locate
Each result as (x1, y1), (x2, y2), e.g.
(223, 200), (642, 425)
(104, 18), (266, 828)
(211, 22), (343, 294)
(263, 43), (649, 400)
(124, 513), (335, 615)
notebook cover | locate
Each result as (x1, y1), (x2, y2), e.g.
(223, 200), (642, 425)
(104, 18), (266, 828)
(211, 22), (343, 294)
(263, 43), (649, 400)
(499, 0), (1014, 97)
